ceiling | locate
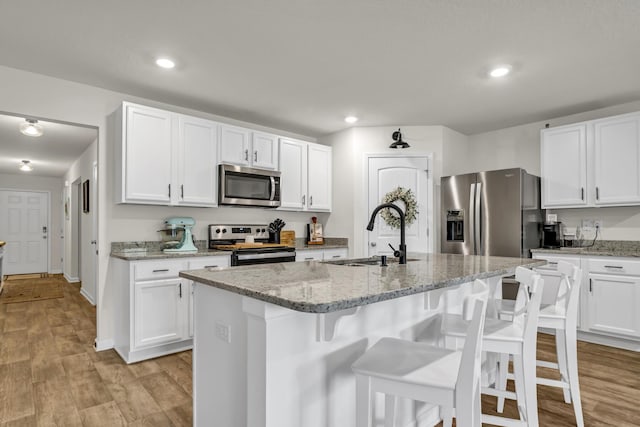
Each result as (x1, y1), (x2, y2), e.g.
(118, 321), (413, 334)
(0, 114), (96, 177)
(1, 0), (639, 139)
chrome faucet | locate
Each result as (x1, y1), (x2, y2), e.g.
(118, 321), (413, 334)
(366, 203), (407, 264)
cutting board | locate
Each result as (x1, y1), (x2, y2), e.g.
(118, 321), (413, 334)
(212, 243), (288, 250)
(280, 230), (296, 247)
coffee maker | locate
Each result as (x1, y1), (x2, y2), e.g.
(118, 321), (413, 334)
(542, 222), (563, 249)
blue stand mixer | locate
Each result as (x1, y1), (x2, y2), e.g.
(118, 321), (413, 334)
(163, 217), (198, 253)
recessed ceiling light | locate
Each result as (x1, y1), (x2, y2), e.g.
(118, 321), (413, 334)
(20, 119), (43, 137)
(344, 116), (359, 124)
(19, 160), (33, 172)
(489, 65), (511, 78)
(155, 58), (176, 69)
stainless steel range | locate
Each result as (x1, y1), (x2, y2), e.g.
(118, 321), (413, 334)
(208, 224), (296, 266)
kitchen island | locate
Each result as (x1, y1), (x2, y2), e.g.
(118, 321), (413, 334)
(180, 253), (544, 427)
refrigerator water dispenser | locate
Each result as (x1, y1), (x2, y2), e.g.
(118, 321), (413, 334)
(446, 210), (464, 242)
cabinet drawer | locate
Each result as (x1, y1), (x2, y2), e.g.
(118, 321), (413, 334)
(323, 248), (348, 260)
(134, 260), (186, 281)
(188, 255), (231, 270)
(588, 258), (640, 276)
(296, 250), (323, 262)
(532, 254), (581, 271)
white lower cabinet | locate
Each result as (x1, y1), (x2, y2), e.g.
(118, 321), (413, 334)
(533, 252), (640, 346)
(113, 254), (230, 363)
(295, 248), (348, 262)
(585, 258), (640, 339)
(134, 278), (187, 348)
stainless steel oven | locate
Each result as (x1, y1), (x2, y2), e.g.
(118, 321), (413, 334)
(208, 224), (296, 266)
(219, 164), (281, 208)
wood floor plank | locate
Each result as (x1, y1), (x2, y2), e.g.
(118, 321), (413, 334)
(0, 361), (35, 423)
(164, 401), (192, 427)
(32, 377), (83, 426)
(139, 372), (190, 412)
(78, 401), (127, 427)
(66, 369), (115, 410)
(106, 381), (162, 423)
(0, 330), (30, 365)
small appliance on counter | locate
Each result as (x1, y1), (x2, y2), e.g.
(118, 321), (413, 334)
(161, 217), (198, 253)
(208, 224), (295, 266)
(542, 221), (563, 249)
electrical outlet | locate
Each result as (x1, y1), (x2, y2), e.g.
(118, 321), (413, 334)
(581, 219), (595, 230)
(215, 321), (231, 343)
(594, 219), (603, 229)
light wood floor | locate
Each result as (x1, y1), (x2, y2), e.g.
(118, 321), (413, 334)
(0, 277), (191, 426)
(2, 277), (638, 426)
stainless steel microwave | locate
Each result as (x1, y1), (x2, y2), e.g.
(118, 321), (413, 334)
(218, 164), (281, 208)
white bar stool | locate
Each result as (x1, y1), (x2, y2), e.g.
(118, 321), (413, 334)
(441, 267), (544, 427)
(351, 279), (489, 427)
(496, 261), (584, 427)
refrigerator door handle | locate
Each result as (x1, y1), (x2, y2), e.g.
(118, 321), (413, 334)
(469, 183), (476, 254)
(475, 182), (483, 255)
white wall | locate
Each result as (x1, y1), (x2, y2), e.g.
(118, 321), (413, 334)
(0, 172), (64, 273)
(465, 99), (640, 240)
(0, 65), (322, 348)
(64, 140), (98, 302)
(321, 126), (447, 257)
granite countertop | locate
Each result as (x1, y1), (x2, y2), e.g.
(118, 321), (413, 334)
(111, 249), (230, 261)
(180, 254), (544, 313)
(110, 237), (348, 261)
(531, 240), (640, 258)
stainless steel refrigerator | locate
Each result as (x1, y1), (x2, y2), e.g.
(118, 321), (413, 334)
(441, 168), (542, 258)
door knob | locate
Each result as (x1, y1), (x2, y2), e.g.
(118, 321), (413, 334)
(370, 242), (377, 247)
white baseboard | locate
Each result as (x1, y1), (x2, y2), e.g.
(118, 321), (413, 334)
(79, 288), (96, 306)
(541, 329), (640, 352)
(95, 338), (114, 352)
(63, 273), (80, 283)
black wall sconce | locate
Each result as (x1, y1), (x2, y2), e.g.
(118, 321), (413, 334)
(390, 128), (410, 149)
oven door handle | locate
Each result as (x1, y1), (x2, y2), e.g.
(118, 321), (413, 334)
(269, 176), (276, 201)
(237, 251), (295, 261)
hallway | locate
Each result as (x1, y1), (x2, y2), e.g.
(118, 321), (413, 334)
(0, 276), (192, 426)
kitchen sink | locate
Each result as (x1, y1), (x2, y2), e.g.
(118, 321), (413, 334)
(323, 257), (421, 267)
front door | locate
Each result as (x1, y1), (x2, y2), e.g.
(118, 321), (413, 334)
(0, 190), (48, 275)
(367, 156), (431, 257)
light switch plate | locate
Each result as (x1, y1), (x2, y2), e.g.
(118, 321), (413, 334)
(546, 213), (558, 222)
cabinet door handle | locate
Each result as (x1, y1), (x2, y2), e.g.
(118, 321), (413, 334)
(168, 184), (171, 198)
(310, 196), (313, 206)
(580, 187), (584, 200)
(244, 149), (249, 161)
(305, 257), (314, 260)
(596, 187), (600, 200)
(332, 255), (341, 258)
(204, 265), (219, 268)
(547, 261), (558, 265)
(179, 283), (182, 298)
(181, 184), (184, 199)
(302, 195), (306, 206)
(604, 265), (623, 269)
(589, 278), (592, 293)
(152, 269), (169, 273)
(254, 151), (258, 162)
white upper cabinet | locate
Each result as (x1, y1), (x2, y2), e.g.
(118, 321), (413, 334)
(307, 143), (332, 211)
(176, 115), (218, 206)
(219, 125), (279, 170)
(593, 114), (640, 205)
(278, 138), (332, 212)
(279, 138), (308, 210)
(219, 125), (251, 166)
(541, 124), (587, 208)
(116, 102), (218, 207)
(251, 132), (279, 170)
(541, 111), (640, 208)
(119, 103), (173, 204)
